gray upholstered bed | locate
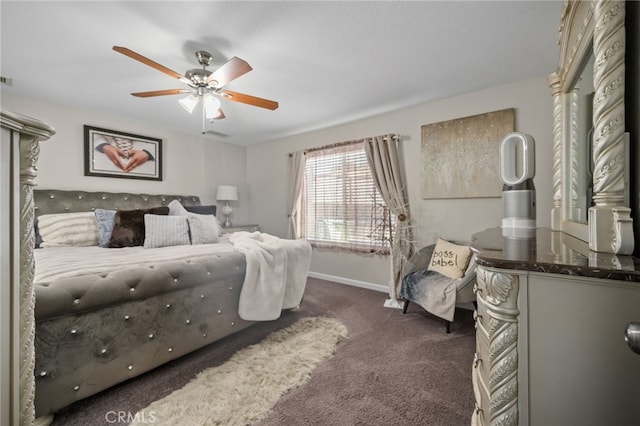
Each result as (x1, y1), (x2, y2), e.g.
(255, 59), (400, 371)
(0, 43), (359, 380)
(32, 190), (256, 419)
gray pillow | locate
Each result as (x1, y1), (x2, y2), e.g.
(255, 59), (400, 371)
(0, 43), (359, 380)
(169, 199), (217, 217)
(143, 214), (191, 248)
(185, 204), (216, 216)
(187, 213), (220, 244)
(168, 199), (189, 216)
(34, 219), (42, 248)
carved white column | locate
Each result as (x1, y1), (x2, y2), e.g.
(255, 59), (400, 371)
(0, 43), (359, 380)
(473, 266), (520, 426)
(0, 111), (55, 426)
(19, 135), (41, 426)
(549, 73), (563, 231)
(549, 0), (632, 254)
(589, 0), (633, 254)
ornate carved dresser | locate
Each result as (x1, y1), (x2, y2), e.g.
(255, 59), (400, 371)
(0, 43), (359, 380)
(470, 227), (640, 425)
(475, 0), (640, 421)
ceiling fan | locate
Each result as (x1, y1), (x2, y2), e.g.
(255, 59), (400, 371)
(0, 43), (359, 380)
(113, 46), (278, 133)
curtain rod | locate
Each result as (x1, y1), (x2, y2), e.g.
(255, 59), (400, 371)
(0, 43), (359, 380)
(378, 134), (399, 143)
(288, 133), (399, 157)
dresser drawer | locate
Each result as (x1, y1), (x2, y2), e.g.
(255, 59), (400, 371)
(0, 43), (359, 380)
(472, 359), (490, 426)
(474, 333), (491, 390)
(474, 295), (490, 333)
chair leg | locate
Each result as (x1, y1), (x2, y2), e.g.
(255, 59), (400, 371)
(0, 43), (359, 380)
(403, 300), (454, 333)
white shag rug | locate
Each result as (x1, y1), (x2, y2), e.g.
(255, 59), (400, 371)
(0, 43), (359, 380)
(130, 317), (348, 426)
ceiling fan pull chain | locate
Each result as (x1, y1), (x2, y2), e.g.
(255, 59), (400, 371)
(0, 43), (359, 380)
(201, 102), (206, 135)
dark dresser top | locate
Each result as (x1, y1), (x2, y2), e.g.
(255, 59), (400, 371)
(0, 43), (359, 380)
(471, 227), (640, 282)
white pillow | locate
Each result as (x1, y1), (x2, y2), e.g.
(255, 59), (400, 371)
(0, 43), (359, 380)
(37, 211), (99, 248)
(143, 214), (190, 248)
(187, 213), (220, 244)
(168, 199), (189, 216)
(427, 238), (472, 279)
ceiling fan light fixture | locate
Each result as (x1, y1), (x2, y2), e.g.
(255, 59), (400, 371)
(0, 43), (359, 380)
(179, 94), (199, 114)
(203, 93), (221, 119)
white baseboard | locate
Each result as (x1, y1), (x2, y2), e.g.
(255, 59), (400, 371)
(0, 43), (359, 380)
(307, 271), (389, 294)
(383, 298), (405, 309)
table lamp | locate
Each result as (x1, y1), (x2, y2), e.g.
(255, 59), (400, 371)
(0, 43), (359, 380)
(216, 185), (238, 228)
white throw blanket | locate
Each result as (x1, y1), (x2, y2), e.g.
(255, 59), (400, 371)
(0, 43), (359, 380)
(229, 231), (312, 321)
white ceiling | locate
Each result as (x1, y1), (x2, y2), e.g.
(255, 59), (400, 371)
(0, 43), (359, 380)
(1, 1), (562, 146)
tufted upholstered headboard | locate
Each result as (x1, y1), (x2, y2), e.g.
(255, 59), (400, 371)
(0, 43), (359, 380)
(34, 189), (202, 218)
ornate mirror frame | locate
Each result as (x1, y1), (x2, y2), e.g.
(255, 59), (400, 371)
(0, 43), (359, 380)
(549, 0), (633, 254)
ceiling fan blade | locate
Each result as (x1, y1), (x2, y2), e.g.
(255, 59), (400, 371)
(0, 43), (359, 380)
(221, 90), (279, 110)
(113, 46), (189, 83)
(131, 89), (191, 98)
(206, 57), (252, 88)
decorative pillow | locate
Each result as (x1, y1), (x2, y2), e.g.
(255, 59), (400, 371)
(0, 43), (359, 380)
(34, 219), (42, 248)
(185, 204), (217, 216)
(168, 199), (217, 217)
(187, 213), (220, 244)
(108, 206), (169, 248)
(427, 238), (472, 279)
(168, 199), (189, 216)
(143, 214), (190, 248)
(94, 209), (116, 248)
(37, 211), (99, 248)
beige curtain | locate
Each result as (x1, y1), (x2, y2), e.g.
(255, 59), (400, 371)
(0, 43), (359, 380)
(364, 135), (413, 303)
(287, 151), (306, 239)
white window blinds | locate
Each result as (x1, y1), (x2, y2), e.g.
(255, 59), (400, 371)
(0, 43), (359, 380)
(301, 140), (393, 253)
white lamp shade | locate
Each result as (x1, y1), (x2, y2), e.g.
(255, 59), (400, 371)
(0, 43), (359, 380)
(179, 94), (199, 113)
(203, 93), (222, 119)
(216, 185), (238, 201)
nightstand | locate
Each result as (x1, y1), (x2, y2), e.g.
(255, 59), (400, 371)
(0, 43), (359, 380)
(221, 224), (260, 233)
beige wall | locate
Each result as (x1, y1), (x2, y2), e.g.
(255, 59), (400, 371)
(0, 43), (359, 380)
(246, 75), (553, 288)
(0, 92), (249, 223)
(2, 75), (554, 289)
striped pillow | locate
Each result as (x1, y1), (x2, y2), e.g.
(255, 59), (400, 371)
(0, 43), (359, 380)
(37, 212), (99, 248)
(187, 213), (220, 245)
(143, 214), (190, 248)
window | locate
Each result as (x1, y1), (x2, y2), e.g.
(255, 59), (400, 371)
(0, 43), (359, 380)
(301, 140), (393, 253)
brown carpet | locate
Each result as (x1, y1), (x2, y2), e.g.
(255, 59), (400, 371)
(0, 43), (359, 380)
(50, 277), (476, 426)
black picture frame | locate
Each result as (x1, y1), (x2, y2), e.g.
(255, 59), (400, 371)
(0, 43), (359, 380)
(84, 125), (162, 181)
